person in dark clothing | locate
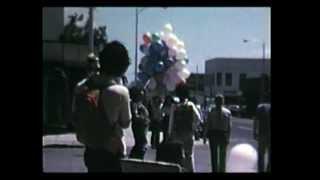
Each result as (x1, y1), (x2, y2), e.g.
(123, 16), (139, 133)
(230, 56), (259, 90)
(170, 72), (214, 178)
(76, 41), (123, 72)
(129, 88), (150, 159)
(254, 93), (271, 172)
(206, 94), (232, 172)
(74, 41), (131, 172)
(150, 96), (164, 149)
(161, 95), (174, 143)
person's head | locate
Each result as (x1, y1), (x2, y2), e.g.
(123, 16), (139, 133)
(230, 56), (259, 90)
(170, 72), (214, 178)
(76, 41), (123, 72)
(175, 84), (190, 102)
(215, 94), (224, 108)
(130, 87), (145, 103)
(86, 53), (100, 73)
(190, 97), (198, 105)
(99, 41), (131, 77)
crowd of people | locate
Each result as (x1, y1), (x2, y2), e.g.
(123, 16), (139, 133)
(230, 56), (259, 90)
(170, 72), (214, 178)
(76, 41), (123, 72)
(71, 41), (270, 173)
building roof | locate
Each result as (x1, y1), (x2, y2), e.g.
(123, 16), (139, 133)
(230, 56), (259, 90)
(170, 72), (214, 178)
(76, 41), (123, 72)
(206, 57), (270, 62)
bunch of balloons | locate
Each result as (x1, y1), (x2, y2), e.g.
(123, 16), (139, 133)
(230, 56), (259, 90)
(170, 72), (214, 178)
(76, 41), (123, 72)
(135, 23), (191, 92)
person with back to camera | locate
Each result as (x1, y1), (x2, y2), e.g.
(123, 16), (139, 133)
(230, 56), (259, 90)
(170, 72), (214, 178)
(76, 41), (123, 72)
(73, 41), (131, 172)
(206, 94), (232, 172)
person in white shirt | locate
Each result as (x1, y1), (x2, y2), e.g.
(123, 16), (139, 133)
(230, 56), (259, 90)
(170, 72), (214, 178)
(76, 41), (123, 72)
(168, 85), (201, 172)
(206, 94), (232, 172)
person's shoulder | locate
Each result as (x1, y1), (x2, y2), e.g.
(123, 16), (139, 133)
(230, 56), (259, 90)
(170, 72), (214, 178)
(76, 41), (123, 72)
(222, 107), (231, 114)
(186, 101), (196, 108)
(105, 84), (129, 95)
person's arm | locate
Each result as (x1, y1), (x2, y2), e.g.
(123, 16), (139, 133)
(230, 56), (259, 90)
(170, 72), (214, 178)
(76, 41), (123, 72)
(168, 104), (176, 137)
(191, 103), (201, 130)
(118, 87), (131, 128)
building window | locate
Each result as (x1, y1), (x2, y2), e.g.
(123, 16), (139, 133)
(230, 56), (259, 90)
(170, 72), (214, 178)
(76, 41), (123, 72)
(240, 73), (247, 80)
(239, 73), (247, 89)
(217, 72), (222, 86)
(226, 73), (232, 86)
(212, 73), (215, 86)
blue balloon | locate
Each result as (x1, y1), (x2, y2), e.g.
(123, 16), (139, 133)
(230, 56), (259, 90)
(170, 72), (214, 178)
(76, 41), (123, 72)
(149, 42), (163, 60)
(161, 40), (169, 59)
(163, 58), (174, 69)
(154, 61), (165, 73)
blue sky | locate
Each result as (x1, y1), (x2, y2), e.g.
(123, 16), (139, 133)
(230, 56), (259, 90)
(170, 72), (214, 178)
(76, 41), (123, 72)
(65, 7), (270, 82)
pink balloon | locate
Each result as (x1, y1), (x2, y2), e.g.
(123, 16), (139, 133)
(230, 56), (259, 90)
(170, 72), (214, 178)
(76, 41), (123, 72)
(143, 32), (152, 45)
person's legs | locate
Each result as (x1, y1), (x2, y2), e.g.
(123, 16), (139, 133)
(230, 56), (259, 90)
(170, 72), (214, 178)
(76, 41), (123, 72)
(258, 139), (266, 172)
(154, 123), (161, 148)
(130, 123), (139, 158)
(219, 141), (228, 172)
(151, 124), (156, 148)
(208, 132), (218, 172)
(103, 151), (122, 172)
(84, 147), (122, 172)
(134, 124), (148, 159)
(182, 135), (194, 172)
(266, 143), (271, 172)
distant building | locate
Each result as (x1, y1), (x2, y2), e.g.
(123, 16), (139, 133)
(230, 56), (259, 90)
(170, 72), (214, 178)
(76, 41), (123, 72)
(205, 57), (271, 99)
(185, 73), (206, 104)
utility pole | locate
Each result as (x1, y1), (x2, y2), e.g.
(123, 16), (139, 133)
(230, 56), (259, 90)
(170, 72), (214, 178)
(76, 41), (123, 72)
(89, 7), (94, 53)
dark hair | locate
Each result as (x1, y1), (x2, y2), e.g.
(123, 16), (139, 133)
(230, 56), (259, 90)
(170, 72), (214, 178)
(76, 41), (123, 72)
(175, 84), (190, 101)
(215, 94), (224, 105)
(129, 87), (144, 102)
(99, 41), (131, 77)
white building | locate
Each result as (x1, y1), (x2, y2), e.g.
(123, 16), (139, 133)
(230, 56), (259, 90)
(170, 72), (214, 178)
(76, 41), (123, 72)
(205, 57), (271, 97)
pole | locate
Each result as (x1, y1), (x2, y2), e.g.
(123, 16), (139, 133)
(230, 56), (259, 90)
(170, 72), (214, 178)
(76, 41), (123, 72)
(260, 41), (266, 102)
(134, 8), (138, 81)
(89, 7), (94, 53)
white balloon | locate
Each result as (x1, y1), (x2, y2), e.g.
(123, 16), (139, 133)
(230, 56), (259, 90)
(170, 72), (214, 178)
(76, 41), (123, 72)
(179, 48), (186, 55)
(177, 40), (185, 48)
(174, 60), (187, 70)
(145, 32), (152, 38)
(166, 33), (179, 48)
(226, 144), (258, 173)
(168, 45), (178, 58)
(159, 31), (165, 40)
(176, 47), (187, 60)
(163, 23), (173, 34)
(177, 68), (191, 80)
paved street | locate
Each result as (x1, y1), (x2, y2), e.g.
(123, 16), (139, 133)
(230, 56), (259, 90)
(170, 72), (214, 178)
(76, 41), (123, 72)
(43, 117), (257, 173)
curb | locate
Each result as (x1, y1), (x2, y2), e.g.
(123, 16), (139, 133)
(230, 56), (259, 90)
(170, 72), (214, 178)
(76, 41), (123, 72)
(43, 144), (84, 148)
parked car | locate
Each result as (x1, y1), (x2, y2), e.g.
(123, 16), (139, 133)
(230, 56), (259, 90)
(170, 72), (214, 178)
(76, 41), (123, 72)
(227, 104), (241, 117)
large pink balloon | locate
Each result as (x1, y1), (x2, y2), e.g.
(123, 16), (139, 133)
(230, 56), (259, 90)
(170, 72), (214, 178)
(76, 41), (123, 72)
(143, 32), (152, 45)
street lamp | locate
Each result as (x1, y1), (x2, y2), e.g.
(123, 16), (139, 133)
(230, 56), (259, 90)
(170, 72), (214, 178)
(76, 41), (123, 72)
(89, 7), (94, 53)
(243, 38), (266, 103)
(135, 8), (147, 82)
